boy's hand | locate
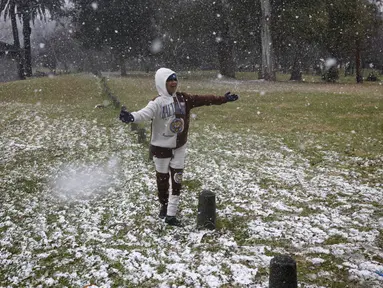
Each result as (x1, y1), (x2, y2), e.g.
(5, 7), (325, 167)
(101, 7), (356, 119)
(225, 92), (239, 102)
(119, 108), (134, 123)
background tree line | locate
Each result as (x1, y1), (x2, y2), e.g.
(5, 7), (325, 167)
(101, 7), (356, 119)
(1, 0), (382, 82)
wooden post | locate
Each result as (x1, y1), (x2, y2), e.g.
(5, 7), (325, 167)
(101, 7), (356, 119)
(197, 190), (216, 230)
(269, 255), (297, 288)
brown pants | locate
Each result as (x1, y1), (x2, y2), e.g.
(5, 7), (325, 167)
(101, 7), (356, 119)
(153, 144), (186, 205)
(156, 167), (183, 205)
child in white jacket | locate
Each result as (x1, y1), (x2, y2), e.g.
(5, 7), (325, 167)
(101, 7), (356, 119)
(120, 68), (238, 226)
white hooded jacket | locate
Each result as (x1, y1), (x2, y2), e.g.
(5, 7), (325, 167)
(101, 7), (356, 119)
(131, 68), (180, 148)
(131, 68), (228, 150)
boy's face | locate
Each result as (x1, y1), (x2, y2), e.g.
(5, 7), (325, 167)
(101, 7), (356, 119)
(166, 79), (178, 95)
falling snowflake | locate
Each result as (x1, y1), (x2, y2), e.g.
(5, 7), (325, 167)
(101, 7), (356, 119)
(325, 58), (337, 69)
(150, 38), (163, 54)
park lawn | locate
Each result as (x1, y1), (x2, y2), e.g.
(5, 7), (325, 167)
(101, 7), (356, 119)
(1, 72), (383, 287)
(107, 71), (383, 158)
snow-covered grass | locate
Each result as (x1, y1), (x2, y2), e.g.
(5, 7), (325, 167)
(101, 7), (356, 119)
(1, 74), (382, 287)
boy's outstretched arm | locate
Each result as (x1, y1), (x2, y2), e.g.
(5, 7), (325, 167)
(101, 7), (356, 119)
(186, 91), (239, 108)
(119, 101), (157, 123)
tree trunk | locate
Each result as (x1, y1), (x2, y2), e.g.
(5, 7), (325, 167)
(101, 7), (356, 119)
(290, 63), (302, 81)
(10, 3), (25, 80)
(111, 52), (119, 72)
(290, 54), (302, 81)
(217, 37), (235, 78)
(260, 0), (275, 81)
(22, 8), (32, 77)
(216, 0), (235, 78)
(355, 40), (363, 83)
(88, 52), (100, 76)
(119, 53), (127, 76)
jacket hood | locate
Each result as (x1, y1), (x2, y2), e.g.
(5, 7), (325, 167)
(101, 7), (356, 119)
(155, 68), (176, 97)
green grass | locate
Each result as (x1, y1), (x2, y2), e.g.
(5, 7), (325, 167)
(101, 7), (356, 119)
(323, 234), (349, 245)
(295, 254), (356, 287)
(104, 71), (383, 160)
(1, 72), (383, 287)
(1, 70), (382, 193)
(0, 74), (97, 104)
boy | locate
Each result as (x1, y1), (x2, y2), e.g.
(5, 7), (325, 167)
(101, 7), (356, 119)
(120, 68), (239, 226)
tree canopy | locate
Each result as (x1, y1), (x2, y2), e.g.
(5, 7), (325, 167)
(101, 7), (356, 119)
(1, 0), (382, 81)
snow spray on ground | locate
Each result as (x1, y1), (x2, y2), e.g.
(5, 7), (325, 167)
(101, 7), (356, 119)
(50, 157), (120, 201)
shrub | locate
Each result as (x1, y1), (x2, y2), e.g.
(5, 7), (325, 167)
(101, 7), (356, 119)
(322, 66), (339, 83)
(366, 72), (379, 82)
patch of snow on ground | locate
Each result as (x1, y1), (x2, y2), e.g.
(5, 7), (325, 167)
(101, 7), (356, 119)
(1, 101), (383, 287)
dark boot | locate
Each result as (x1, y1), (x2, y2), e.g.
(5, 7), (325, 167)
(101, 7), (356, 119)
(165, 216), (183, 227)
(159, 204), (167, 219)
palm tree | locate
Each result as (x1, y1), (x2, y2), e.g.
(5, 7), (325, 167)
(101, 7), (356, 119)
(1, 0), (24, 79)
(0, 0), (64, 77)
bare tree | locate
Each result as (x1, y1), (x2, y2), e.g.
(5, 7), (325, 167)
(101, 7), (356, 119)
(260, 0), (275, 80)
(0, 17), (12, 42)
(215, 0), (236, 78)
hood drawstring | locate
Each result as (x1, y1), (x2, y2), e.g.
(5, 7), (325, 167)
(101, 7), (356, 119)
(175, 95), (181, 111)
